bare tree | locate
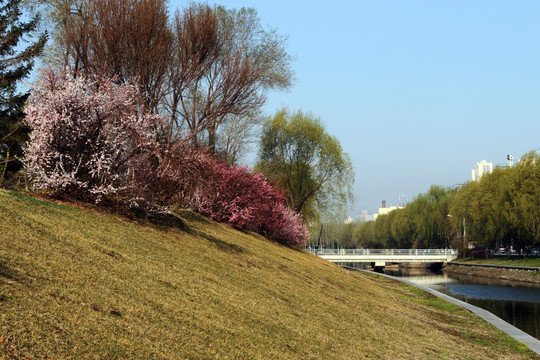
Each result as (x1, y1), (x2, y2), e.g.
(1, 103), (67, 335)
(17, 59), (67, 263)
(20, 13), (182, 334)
(171, 6), (293, 153)
(23, 0), (87, 67)
(56, 0), (172, 114)
(32, 1), (294, 160)
(164, 4), (220, 147)
(215, 110), (265, 165)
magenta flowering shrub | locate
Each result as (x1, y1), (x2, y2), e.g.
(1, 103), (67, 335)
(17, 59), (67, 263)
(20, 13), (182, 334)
(23, 68), (160, 202)
(191, 161), (309, 246)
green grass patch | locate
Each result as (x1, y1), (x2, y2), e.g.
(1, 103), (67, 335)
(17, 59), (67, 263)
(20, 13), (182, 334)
(454, 256), (540, 267)
(0, 190), (537, 359)
(396, 282), (462, 313)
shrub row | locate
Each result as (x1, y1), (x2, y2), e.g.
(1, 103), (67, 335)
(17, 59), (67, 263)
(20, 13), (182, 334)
(23, 68), (308, 245)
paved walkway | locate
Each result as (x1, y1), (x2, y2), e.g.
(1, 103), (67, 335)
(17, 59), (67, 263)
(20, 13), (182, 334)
(355, 268), (540, 356)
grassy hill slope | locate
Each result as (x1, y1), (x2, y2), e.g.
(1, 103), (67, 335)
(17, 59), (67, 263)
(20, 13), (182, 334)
(0, 190), (536, 359)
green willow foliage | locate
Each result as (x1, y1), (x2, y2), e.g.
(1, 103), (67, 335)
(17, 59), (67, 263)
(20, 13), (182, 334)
(256, 108), (354, 224)
(350, 151), (540, 252)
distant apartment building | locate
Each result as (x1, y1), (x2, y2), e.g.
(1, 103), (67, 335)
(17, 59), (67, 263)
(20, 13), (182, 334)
(373, 200), (402, 221)
(344, 210), (374, 224)
(356, 210), (374, 223)
(471, 160), (493, 181)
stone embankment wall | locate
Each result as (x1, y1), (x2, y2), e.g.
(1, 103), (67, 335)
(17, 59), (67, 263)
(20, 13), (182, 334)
(444, 264), (540, 285)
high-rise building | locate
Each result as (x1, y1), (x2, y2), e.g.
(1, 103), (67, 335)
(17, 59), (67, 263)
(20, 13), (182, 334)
(471, 160), (493, 181)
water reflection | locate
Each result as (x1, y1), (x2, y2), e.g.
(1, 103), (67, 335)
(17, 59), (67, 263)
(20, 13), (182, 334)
(446, 284), (540, 303)
(468, 298), (540, 338)
(384, 268), (458, 286)
(382, 267), (540, 340)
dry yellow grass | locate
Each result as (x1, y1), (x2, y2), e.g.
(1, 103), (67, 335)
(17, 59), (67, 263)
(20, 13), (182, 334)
(0, 190), (536, 359)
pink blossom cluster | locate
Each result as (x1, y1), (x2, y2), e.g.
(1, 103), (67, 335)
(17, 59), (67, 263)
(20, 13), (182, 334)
(191, 161), (309, 245)
(24, 68), (159, 202)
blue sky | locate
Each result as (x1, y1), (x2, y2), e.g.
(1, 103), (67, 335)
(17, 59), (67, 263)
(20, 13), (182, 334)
(174, 0), (540, 215)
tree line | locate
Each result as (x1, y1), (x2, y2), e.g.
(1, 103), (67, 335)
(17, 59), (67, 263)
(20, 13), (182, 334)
(316, 151), (540, 255)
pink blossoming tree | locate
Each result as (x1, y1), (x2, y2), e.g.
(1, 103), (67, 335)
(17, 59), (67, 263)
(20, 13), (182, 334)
(23, 68), (160, 203)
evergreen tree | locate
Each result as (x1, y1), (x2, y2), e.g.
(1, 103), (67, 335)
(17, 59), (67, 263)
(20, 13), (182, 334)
(0, 0), (46, 184)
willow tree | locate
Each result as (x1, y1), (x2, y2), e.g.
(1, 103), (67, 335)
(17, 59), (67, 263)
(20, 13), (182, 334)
(390, 207), (415, 248)
(255, 109), (354, 223)
(448, 180), (476, 249)
(406, 185), (456, 249)
(502, 151), (540, 252)
(353, 220), (380, 248)
(474, 169), (508, 253)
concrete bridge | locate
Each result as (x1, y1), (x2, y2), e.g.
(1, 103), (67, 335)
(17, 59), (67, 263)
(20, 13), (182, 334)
(307, 248), (459, 267)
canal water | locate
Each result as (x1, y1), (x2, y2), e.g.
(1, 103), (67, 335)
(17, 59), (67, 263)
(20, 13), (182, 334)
(381, 267), (540, 340)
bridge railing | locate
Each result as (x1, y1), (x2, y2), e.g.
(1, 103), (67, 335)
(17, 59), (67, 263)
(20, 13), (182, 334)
(307, 248), (458, 257)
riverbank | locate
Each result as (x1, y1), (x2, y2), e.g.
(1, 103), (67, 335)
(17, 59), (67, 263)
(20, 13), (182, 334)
(361, 269), (540, 356)
(453, 256), (540, 267)
(444, 262), (540, 285)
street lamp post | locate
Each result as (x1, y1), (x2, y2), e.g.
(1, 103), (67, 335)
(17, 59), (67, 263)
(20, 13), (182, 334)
(462, 216), (466, 258)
